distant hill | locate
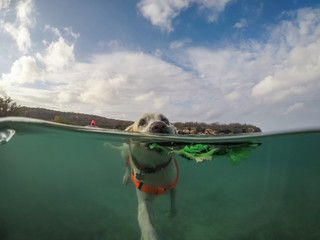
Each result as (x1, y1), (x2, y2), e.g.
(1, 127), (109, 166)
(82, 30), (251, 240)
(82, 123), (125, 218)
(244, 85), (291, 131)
(173, 121), (261, 135)
(18, 106), (133, 130)
(1, 97), (261, 134)
(18, 106), (261, 134)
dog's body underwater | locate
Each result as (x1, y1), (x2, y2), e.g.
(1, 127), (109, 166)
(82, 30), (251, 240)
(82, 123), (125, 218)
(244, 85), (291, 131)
(120, 113), (179, 240)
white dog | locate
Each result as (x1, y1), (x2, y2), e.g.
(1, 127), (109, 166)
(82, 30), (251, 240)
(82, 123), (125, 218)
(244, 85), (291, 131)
(122, 113), (179, 240)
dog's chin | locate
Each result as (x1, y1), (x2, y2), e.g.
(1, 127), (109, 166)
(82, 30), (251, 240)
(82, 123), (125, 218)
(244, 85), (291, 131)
(131, 141), (164, 153)
(146, 143), (165, 153)
(145, 128), (175, 135)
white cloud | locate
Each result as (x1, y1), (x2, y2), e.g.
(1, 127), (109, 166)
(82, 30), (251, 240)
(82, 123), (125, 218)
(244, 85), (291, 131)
(0, 85), (6, 97)
(55, 91), (71, 104)
(137, 0), (231, 32)
(137, 0), (190, 32)
(37, 37), (75, 72)
(234, 19), (247, 29)
(252, 8), (320, 102)
(170, 38), (192, 49)
(284, 102), (304, 114)
(134, 91), (155, 102)
(179, 7), (320, 129)
(0, 0), (35, 53)
(0, 23), (79, 108)
(14, 51), (200, 119)
(1, 56), (41, 85)
(107, 40), (121, 49)
(16, 0), (34, 26)
(271, 8), (320, 47)
(152, 96), (170, 110)
(45, 25), (61, 37)
(224, 91), (240, 101)
(185, 44), (274, 96)
(63, 27), (80, 40)
(0, 0), (10, 9)
(196, 0), (230, 22)
(154, 49), (162, 57)
(2, 6), (320, 131)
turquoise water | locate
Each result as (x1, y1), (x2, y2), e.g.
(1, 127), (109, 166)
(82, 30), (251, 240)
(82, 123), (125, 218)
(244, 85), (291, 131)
(1, 117), (320, 240)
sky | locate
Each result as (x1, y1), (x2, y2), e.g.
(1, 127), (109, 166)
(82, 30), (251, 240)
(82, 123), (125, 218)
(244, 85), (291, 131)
(0, 0), (320, 131)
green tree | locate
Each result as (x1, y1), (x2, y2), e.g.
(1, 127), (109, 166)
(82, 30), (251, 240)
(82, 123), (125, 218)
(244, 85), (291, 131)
(53, 115), (67, 124)
(0, 96), (21, 117)
(53, 115), (75, 125)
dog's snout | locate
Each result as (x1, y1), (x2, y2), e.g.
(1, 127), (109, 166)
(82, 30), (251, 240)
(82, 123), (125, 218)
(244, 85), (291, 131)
(150, 121), (169, 133)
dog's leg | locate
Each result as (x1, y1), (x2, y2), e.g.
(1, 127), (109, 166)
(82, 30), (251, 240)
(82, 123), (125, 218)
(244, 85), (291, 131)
(166, 188), (177, 218)
(104, 143), (132, 185)
(122, 164), (131, 185)
(122, 153), (132, 185)
(136, 190), (158, 240)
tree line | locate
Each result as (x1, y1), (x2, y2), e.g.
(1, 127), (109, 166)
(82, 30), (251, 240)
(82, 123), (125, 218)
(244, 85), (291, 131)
(173, 121), (261, 134)
(0, 96), (21, 117)
(0, 96), (261, 133)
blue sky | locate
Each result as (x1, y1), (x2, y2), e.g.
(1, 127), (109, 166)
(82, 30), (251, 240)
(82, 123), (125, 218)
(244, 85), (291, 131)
(0, 0), (320, 131)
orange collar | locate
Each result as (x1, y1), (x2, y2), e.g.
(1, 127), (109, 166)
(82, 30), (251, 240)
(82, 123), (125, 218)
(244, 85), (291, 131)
(130, 158), (179, 196)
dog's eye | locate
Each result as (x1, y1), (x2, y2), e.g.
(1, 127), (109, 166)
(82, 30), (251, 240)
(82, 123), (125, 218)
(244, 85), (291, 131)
(161, 117), (169, 125)
(138, 119), (147, 126)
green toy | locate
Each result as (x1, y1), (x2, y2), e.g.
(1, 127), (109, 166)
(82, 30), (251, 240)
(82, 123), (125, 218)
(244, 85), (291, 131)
(148, 142), (260, 164)
(174, 144), (219, 162)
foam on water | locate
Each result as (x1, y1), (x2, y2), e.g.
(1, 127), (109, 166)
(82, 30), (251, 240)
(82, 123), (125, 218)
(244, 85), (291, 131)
(1, 117), (320, 240)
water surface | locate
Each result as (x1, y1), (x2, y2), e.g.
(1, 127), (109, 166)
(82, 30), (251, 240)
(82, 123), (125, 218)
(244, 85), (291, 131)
(1, 117), (319, 240)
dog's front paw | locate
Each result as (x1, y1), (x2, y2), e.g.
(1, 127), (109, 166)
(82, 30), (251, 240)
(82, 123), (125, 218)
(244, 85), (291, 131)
(142, 229), (158, 240)
(122, 170), (131, 185)
(122, 175), (130, 185)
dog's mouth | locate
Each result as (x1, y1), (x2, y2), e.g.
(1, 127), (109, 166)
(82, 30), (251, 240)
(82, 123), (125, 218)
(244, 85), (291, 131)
(149, 121), (173, 134)
(145, 142), (165, 153)
(143, 142), (178, 153)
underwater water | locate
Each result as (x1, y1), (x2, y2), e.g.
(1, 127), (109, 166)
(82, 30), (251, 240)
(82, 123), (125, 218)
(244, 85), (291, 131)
(0, 117), (320, 240)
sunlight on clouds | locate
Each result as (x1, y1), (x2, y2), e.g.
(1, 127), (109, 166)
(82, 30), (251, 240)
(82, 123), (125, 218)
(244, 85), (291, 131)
(78, 52), (196, 106)
(182, 7), (320, 127)
(37, 51), (200, 118)
(1, 56), (41, 85)
(252, 8), (320, 102)
(1, 2), (320, 130)
(79, 79), (115, 104)
(0, 0), (34, 53)
(186, 45), (272, 96)
(137, 0), (231, 32)
(37, 37), (75, 72)
(272, 8), (320, 47)
(1, 23), (32, 52)
(16, 0), (34, 26)
(252, 75), (276, 97)
(137, 0), (189, 32)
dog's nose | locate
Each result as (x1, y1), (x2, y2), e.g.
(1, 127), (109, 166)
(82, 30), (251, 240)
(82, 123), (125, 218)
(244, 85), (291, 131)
(150, 121), (169, 133)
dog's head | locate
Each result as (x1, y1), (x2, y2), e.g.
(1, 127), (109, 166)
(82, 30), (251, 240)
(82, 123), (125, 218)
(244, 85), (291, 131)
(126, 112), (177, 134)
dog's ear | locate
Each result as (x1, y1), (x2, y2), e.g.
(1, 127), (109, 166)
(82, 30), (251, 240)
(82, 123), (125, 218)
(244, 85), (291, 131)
(125, 125), (134, 132)
(171, 125), (178, 134)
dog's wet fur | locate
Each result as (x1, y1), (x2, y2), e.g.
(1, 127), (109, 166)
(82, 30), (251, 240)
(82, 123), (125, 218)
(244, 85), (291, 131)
(123, 113), (178, 240)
